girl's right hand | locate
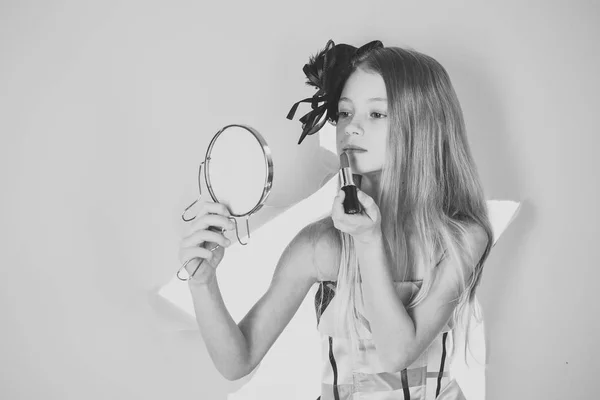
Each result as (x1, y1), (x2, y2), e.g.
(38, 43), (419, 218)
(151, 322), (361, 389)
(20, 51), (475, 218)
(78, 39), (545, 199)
(178, 200), (235, 284)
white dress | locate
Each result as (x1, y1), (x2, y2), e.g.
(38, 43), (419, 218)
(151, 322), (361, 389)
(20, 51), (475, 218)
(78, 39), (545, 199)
(314, 279), (467, 400)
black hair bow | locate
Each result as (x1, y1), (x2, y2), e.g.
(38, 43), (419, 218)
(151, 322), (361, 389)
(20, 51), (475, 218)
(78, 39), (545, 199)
(286, 39), (384, 144)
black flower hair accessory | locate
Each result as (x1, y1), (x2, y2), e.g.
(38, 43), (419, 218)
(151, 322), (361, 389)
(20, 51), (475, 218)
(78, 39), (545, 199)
(286, 39), (384, 144)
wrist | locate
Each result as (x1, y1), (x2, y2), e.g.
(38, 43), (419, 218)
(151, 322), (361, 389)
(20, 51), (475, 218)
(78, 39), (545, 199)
(187, 272), (218, 290)
(355, 229), (383, 246)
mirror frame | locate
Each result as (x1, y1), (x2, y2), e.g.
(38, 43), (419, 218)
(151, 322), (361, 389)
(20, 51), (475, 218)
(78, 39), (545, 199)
(202, 124), (274, 218)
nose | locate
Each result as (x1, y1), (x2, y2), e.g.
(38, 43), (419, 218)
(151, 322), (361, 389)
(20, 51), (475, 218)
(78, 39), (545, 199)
(344, 119), (364, 136)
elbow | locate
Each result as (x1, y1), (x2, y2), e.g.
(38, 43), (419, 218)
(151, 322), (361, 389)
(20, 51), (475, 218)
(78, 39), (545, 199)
(384, 355), (413, 373)
(221, 367), (248, 382)
(381, 345), (417, 373)
(375, 330), (417, 371)
(223, 373), (244, 382)
(221, 360), (258, 382)
(382, 356), (407, 373)
(222, 369), (242, 382)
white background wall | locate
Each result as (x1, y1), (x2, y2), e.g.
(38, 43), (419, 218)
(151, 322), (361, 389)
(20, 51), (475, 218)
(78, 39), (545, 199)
(1, 1), (598, 399)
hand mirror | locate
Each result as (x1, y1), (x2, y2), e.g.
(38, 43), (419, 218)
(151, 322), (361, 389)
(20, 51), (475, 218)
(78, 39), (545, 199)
(177, 124), (274, 281)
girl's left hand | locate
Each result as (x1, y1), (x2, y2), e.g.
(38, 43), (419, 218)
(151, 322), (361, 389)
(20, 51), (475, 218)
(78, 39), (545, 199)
(332, 189), (383, 244)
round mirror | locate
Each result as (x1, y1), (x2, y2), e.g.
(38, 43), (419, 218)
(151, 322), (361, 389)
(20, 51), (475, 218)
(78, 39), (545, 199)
(205, 125), (273, 217)
(178, 124), (273, 281)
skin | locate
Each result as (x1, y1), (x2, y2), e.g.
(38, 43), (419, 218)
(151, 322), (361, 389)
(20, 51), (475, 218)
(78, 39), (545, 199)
(336, 67), (388, 206)
(331, 67), (390, 244)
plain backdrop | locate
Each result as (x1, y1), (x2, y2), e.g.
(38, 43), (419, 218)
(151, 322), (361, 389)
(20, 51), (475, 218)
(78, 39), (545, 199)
(1, 1), (598, 399)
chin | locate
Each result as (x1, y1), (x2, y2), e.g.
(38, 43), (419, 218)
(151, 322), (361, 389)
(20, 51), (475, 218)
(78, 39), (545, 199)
(350, 162), (381, 175)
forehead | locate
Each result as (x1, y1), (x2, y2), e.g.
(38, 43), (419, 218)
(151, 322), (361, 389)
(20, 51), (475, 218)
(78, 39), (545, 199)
(339, 68), (386, 102)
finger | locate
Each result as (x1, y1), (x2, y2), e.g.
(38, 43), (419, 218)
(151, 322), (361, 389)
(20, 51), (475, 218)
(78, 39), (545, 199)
(356, 189), (379, 222)
(178, 245), (215, 265)
(332, 190), (352, 231)
(181, 229), (232, 249)
(187, 214), (235, 236)
(196, 201), (232, 219)
(331, 189), (346, 217)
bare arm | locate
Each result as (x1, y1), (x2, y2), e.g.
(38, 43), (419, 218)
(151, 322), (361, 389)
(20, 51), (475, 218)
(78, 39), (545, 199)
(188, 277), (248, 380)
(188, 224), (319, 381)
(355, 223), (489, 371)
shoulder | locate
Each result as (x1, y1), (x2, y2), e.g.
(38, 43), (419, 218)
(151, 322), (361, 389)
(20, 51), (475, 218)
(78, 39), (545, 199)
(428, 221), (489, 275)
(464, 222), (490, 261)
(445, 222), (490, 276)
(450, 213), (489, 250)
(292, 217), (340, 282)
(274, 222), (321, 285)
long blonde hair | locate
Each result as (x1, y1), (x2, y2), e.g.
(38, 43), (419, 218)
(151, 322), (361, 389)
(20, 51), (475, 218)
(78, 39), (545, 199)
(310, 46), (493, 366)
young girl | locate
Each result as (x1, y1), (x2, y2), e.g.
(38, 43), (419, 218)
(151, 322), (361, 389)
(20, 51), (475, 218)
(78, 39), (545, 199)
(178, 39), (493, 400)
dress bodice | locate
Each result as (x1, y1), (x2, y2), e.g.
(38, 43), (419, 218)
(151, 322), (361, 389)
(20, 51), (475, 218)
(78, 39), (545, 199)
(313, 280), (466, 400)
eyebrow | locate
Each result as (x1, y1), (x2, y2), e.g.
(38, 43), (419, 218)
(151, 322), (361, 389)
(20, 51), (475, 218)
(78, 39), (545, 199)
(339, 97), (387, 103)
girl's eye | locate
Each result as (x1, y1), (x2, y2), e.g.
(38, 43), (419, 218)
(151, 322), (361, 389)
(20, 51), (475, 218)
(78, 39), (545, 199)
(338, 111), (351, 119)
(371, 112), (387, 119)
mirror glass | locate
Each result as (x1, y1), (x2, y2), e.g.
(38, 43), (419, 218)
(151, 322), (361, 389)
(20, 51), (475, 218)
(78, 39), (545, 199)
(205, 125), (271, 217)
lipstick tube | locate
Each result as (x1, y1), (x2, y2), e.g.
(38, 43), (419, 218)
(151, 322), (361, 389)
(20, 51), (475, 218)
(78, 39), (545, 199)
(339, 152), (362, 214)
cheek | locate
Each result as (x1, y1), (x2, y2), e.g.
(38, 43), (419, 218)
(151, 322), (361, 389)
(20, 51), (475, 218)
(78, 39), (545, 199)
(380, 125), (390, 148)
(335, 125), (346, 141)
(372, 129), (389, 162)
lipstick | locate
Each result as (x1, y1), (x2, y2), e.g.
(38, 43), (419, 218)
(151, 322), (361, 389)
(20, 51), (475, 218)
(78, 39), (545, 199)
(339, 152), (362, 214)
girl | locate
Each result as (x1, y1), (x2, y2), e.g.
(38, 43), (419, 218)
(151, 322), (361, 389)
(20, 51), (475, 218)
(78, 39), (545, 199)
(178, 39), (492, 400)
